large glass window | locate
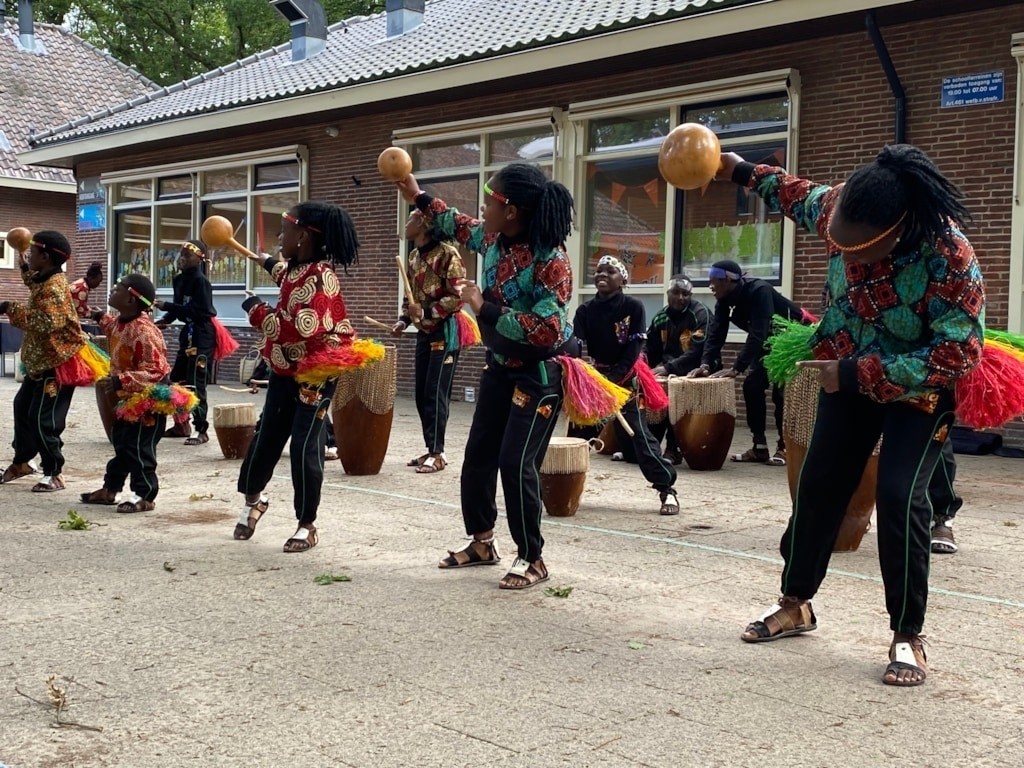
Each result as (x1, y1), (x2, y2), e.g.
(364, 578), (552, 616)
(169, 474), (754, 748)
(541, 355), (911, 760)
(400, 124), (556, 288)
(677, 95), (788, 285)
(109, 152), (304, 321)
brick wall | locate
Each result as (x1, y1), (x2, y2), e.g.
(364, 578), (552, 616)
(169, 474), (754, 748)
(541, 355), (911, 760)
(0, 188), (76, 303)
(71, 4), (1023, 443)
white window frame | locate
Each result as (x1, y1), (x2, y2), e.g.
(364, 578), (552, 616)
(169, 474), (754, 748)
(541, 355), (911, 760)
(103, 146), (309, 325)
(565, 69), (801, 322)
(391, 109), (562, 319)
(0, 232), (16, 269)
(1009, 32), (1024, 333)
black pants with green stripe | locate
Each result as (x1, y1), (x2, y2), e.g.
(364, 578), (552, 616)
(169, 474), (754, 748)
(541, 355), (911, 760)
(460, 356), (562, 562)
(105, 416), (166, 501)
(414, 328), (459, 455)
(169, 342), (213, 434)
(12, 374), (75, 476)
(237, 373), (335, 525)
(781, 390), (955, 635)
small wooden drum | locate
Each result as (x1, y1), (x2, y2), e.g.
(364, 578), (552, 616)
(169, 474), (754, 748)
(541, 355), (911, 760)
(669, 377), (736, 471)
(213, 403), (256, 459)
(596, 420), (619, 455)
(783, 368), (878, 552)
(332, 345), (397, 475)
(539, 436), (602, 517)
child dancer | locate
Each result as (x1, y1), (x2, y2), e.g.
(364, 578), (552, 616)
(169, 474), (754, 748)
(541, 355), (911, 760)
(80, 275), (192, 513)
(397, 163), (575, 590)
(232, 201), (372, 553)
(69, 261), (104, 320)
(391, 210), (467, 474)
(155, 240), (216, 445)
(0, 231), (106, 492)
(572, 255), (679, 515)
(724, 145), (984, 687)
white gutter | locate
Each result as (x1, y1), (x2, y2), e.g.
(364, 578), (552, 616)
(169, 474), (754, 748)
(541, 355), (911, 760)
(18, 0), (917, 168)
(0, 176), (75, 193)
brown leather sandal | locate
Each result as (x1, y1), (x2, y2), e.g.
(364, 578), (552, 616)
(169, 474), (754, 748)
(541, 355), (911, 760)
(407, 453), (429, 467)
(883, 636), (928, 687)
(416, 453), (446, 474)
(438, 537), (501, 568)
(233, 495), (269, 540)
(741, 597), (817, 643)
(498, 557), (549, 590)
(116, 499), (156, 514)
(80, 488), (117, 505)
(1, 462), (36, 484)
(283, 525), (318, 553)
(31, 474), (66, 493)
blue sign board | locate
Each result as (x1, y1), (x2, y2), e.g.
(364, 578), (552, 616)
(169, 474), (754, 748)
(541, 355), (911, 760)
(941, 71), (1004, 108)
(78, 203), (106, 231)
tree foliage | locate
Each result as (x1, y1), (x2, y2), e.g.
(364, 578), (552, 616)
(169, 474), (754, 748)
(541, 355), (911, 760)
(34, 1), (385, 85)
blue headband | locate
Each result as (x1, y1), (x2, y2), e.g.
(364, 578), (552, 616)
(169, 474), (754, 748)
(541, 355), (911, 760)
(708, 266), (740, 281)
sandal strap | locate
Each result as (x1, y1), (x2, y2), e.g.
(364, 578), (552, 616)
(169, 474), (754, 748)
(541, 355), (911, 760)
(289, 526), (314, 542)
(506, 556), (531, 578)
(238, 494), (269, 526)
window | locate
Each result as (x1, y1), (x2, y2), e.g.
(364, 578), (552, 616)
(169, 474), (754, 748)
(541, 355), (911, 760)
(1, 232), (17, 269)
(396, 115), (557, 290)
(106, 147), (306, 322)
(677, 95), (789, 285)
(570, 72), (797, 321)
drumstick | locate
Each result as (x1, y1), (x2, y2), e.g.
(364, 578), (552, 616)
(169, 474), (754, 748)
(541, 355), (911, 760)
(615, 411), (635, 438)
(395, 254), (416, 307)
(363, 315), (394, 331)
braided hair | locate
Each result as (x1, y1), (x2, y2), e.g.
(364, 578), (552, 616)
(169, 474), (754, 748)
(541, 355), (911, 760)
(840, 144), (970, 251)
(293, 201), (360, 273)
(493, 163), (575, 251)
(86, 261), (104, 279)
(32, 230), (71, 266)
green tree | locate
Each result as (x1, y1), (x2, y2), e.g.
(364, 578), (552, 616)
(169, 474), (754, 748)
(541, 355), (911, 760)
(35, 1), (385, 85)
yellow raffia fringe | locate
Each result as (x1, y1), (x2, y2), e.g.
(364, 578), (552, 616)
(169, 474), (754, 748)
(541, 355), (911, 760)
(294, 338), (387, 386)
(80, 341), (111, 379)
(986, 338), (1024, 364)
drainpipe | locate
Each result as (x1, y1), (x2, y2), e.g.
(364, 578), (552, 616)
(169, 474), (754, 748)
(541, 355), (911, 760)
(865, 11), (906, 144)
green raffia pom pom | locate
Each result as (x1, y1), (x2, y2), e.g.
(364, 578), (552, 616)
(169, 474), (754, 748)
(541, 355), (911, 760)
(763, 316), (816, 384)
(984, 328), (1024, 352)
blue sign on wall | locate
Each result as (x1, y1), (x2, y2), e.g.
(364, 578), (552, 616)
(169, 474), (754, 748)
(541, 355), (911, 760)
(941, 71), (1004, 108)
(78, 203), (106, 231)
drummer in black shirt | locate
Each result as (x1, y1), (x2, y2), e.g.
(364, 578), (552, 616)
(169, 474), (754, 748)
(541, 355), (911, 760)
(689, 259), (811, 465)
(572, 255), (679, 515)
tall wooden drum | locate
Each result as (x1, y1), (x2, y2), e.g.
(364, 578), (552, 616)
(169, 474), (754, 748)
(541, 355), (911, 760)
(669, 378), (736, 471)
(332, 345), (397, 475)
(596, 420), (620, 456)
(539, 437), (600, 517)
(213, 403), (256, 459)
(783, 368), (878, 552)
(646, 376), (669, 426)
(89, 337), (117, 443)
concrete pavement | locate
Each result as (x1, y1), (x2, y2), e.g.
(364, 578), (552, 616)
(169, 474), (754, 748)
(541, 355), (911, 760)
(1, 377), (1022, 767)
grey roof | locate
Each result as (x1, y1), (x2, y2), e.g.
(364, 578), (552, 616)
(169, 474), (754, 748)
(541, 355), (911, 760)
(0, 20), (155, 182)
(29, 0), (760, 148)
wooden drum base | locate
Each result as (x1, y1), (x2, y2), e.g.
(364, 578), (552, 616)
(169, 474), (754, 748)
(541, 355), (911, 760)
(674, 412), (735, 471)
(214, 425), (255, 459)
(96, 386), (118, 445)
(334, 401), (393, 476)
(540, 471), (586, 517)
(784, 430), (878, 553)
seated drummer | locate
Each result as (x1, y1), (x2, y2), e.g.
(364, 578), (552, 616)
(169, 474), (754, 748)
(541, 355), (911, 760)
(571, 255), (680, 516)
(645, 275), (711, 465)
(688, 259), (811, 466)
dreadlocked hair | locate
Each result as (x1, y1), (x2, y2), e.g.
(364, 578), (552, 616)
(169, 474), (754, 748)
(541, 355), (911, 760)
(294, 201), (360, 273)
(494, 163), (575, 251)
(840, 144), (970, 252)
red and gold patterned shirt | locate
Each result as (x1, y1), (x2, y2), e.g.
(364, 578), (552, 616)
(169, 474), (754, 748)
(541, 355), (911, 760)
(69, 278), (93, 319)
(99, 313), (171, 393)
(246, 258), (353, 377)
(401, 240), (466, 333)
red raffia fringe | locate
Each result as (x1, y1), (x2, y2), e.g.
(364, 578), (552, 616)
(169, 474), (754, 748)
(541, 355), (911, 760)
(955, 342), (1024, 429)
(632, 356), (669, 412)
(212, 318), (240, 361)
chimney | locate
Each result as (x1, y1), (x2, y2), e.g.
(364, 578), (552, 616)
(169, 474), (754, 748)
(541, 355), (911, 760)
(386, 0), (424, 38)
(18, 0), (34, 51)
(268, 0), (327, 62)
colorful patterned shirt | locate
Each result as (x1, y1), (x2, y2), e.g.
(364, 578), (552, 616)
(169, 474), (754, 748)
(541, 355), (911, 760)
(645, 301), (711, 376)
(5, 266), (87, 376)
(400, 240), (466, 333)
(743, 164), (985, 402)
(417, 194), (572, 367)
(99, 313), (171, 393)
(69, 278), (93, 319)
(244, 257), (353, 377)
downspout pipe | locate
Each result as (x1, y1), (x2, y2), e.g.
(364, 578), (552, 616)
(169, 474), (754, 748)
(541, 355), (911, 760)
(866, 11), (906, 144)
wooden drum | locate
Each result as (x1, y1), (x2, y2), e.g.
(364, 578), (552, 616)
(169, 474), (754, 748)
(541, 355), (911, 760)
(89, 336), (116, 443)
(782, 368), (878, 552)
(646, 376), (669, 426)
(213, 403), (256, 459)
(539, 436), (600, 517)
(596, 420), (619, 456)
(332, 345), (397, 476)
(669, 377), (736, 471)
